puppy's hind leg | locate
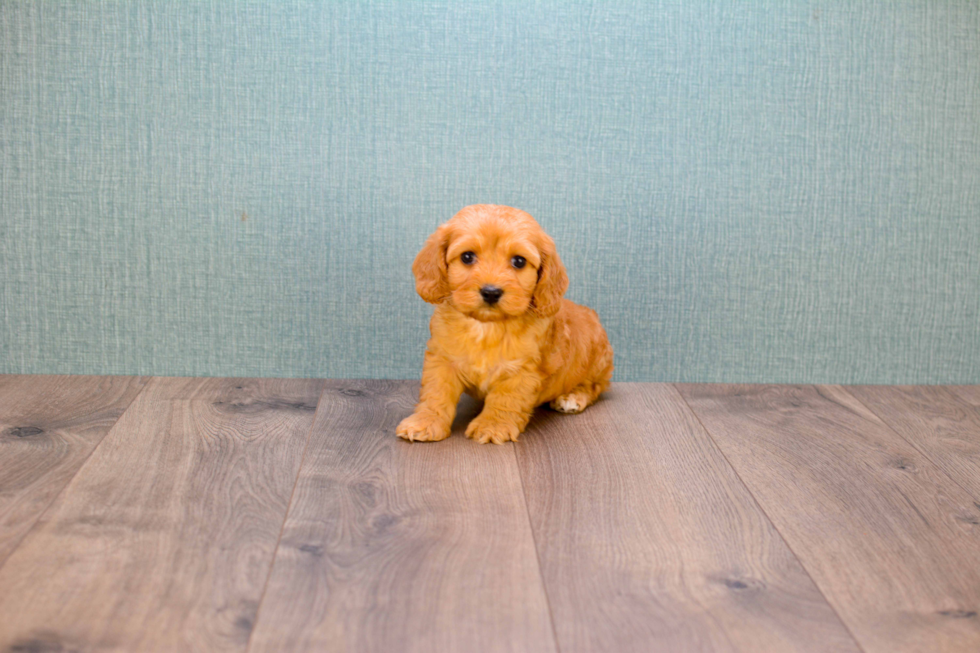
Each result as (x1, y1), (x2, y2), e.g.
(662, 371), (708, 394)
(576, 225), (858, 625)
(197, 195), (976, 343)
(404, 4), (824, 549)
(550, 348), (613, 415)
(549, 386), (596, 414)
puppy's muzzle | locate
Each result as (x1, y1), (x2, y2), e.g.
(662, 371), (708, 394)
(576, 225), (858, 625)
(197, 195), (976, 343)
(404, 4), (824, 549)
(480, 285), (504, 305)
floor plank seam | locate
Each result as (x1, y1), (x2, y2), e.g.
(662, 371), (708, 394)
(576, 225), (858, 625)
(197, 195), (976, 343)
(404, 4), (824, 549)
(670, 383), (870, 653)
(513, 443), (563, 653)
(0, 375), (151, 575)
(244, 378), (327, 653)
(840, 385), (980, 505)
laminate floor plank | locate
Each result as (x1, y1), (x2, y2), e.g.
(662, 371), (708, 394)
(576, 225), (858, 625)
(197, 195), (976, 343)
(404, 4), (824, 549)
(677, 384), (980, 653)
(0, 374), (147, 567)
(515, 383), (860, 653)
(0, 376), (323, 653)
(247, 380), (557, 653)
(847, 386), (980, 500)
(948, 386), (980, 408)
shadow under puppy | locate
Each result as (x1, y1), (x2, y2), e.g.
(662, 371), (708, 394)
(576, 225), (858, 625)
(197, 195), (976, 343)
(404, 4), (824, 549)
(397, 205), (613, 444)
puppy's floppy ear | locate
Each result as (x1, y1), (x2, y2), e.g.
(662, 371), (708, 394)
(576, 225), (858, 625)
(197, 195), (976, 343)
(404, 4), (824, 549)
(412, 223), (453, 304)
(531, 234), (568, 317)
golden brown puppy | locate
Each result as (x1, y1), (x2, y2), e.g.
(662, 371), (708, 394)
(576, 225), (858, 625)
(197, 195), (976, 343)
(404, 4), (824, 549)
(397, 204), (613, 444)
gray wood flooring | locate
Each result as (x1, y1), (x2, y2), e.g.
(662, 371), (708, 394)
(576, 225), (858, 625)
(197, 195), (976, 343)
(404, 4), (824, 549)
(1, 376), (978, 652)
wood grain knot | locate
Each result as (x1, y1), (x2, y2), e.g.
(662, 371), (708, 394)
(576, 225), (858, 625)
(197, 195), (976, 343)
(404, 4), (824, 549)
(211, 400), (316, 413)
(937, 609), (977, 619)
(352, 481), (378, 505)
(265, 400), (318, 412)
(3, 426), (44, 438)
(7, 634), (65, 653)
(234, 616), (254, 632)
(337, 388), (366, 397)
(714, 576), (766, 593)
(298, 544), (324, 557)
(891, 458), (916, 472)
(371, 514), (400, 532)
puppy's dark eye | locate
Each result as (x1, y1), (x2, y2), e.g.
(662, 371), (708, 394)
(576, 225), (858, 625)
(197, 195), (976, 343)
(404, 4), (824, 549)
(460, 251), (476, 265)
(511, 255), (527, 269)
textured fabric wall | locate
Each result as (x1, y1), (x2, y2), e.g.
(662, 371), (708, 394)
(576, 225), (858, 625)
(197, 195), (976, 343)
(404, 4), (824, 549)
(2, 2), (978, 383)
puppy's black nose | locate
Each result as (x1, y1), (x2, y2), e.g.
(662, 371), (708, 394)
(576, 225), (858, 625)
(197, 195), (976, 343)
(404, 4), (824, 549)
(480, 285), (504, 305)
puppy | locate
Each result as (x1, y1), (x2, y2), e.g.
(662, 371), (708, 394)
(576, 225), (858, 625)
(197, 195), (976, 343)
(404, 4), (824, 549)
(397, 205), (613, 444)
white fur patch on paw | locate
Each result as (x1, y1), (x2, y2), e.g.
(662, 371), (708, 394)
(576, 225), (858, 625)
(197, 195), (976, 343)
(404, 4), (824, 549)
(551, 394), (586, 414)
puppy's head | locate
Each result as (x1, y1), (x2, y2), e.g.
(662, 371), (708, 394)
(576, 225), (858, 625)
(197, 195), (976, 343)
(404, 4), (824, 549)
(413, 205), (568, 322)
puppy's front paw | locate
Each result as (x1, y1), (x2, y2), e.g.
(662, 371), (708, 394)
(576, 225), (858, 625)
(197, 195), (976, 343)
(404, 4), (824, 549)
(465, 416), (522, 445)
(396, 412), (451, 442)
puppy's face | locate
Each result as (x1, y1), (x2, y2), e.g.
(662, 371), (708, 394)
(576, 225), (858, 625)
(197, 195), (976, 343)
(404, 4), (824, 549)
(444, 218), (541, 321)
(413, 205), (568, 321)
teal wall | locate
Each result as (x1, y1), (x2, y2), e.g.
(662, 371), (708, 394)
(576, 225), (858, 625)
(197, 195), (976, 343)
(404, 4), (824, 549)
(2, 2), (978, 383)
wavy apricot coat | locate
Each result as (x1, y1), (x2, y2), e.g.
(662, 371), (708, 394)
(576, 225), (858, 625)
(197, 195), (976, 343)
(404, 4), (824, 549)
(396, 205), (613, 444)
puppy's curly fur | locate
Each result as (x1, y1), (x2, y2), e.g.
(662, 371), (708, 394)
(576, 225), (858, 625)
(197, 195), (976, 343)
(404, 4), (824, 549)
(397, 205), (613, 444)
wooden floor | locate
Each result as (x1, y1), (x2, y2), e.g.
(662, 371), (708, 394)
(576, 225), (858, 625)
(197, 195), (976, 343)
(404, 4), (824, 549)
(1, 377), (979, 652)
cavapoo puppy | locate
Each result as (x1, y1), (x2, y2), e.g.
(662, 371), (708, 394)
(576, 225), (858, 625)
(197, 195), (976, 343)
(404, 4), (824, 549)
(397, 204), (613, 444)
